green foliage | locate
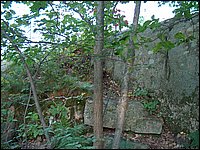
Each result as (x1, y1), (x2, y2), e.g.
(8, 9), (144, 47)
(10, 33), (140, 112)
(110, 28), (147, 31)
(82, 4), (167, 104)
(1, 1), (12, 9)
(184, 130), (199, 148)
(137, 15), (160, 33)
(158, 1), (199, 19)
(174, 31), (195, 46)
(174, 32), (186, 40)
(134, 87), (148, 97)
(51, 124), (94, 149)
(17, 112), (44, 140)
(48, 103), (68, 118)
(143, 100), (160, 114)
(1, 63), (29, 107)
(153, 40), (175, 53)
(47, 102), (70, 128)
(133, 87), (160, 114)
(152, 32), (175, 53)
(2, 1), (199, 148)
(1, 47), (92, 146)
(1, 105), (18, 149)
(1, 140), (20, 149)
(1, 104), (15, 123)
(30, 1), (48, 14)
(173, 1), (199, 18)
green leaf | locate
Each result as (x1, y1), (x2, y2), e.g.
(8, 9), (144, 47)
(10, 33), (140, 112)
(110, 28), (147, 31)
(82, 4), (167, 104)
(189, 130), (199, 148)
(33, 130), (39, 138)
(30, 1), (48, 13)
(149, 21), (160, 29)
(26, 58), (34, 66)
(4, 11), (13, 20)
(25, 116), (31, 119)
(184, 10), (192, 18)
(132, 35), (137, 44)
(114, 46), (124, 56)
(151, 15), (155, 20)
(174, 32), (186, 40)
(10, 9), (16, 15)
(37, 22), (45, 27)
(162, 41), (175, 50)
(143, 20), (152, 27)
(153, 42), (163, 53)
(137, 19), (154, 33)
(73, 28), (79, 32)
(2, 1), (12, 9)
(137, 24), (145, 33)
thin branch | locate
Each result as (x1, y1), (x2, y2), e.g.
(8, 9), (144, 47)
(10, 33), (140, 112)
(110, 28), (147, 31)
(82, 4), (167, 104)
(70, 6), (96, 35)
(112, 1), (119, 14)
(53, 32), (70, 39)
(22, 87), (32, 148)
(33, 52), (51, 79)
(20, 40), (58, 45)
(48, 2), (61, 31)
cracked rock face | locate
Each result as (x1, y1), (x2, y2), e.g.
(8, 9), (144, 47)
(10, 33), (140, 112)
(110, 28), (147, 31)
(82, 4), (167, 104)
(104, 13), (199, 133)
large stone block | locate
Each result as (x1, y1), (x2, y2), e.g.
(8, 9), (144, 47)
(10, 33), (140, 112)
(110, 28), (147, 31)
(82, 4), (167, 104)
(84, 98), (163, 134)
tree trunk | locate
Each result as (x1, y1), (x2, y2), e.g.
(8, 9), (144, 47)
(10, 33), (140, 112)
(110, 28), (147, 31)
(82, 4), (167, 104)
(112, 1), (141, 149)
(1, 29), (51, 149)
(93, 1), (104, 149)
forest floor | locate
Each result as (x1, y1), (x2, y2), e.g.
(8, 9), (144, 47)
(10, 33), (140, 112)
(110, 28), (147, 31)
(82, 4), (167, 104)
(102, 125), (182, 149)
(19, 72), (192, 149)
(19, 124), (187, 149)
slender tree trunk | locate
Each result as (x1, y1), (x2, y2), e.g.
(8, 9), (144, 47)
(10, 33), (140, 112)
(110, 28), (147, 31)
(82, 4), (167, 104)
(112, 1), (141, 149)
(2, 30), (51, 149)
(93, 1), (104, 149)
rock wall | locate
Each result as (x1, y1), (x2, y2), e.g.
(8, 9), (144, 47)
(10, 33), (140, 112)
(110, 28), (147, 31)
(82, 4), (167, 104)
(104, 13), (199, 133)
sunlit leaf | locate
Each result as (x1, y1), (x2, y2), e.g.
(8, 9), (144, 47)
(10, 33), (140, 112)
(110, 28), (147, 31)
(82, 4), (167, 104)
(174, 32), (186, 40)
(153, 42), (163, 53)
(162, 41), (175, 50)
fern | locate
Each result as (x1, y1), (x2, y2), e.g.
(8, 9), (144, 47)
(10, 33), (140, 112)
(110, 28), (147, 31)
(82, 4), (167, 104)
(51, 124), (94, 149)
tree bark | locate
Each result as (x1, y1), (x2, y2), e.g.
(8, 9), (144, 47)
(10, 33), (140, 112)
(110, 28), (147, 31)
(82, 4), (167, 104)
(112, 1), (141, 149)
(2, 29), (51, 149)
(93, 1), (104, 149)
